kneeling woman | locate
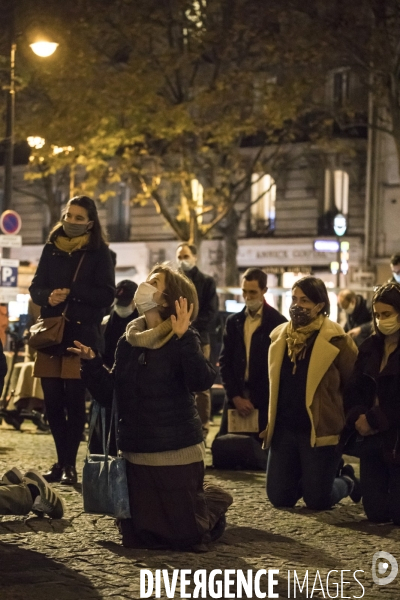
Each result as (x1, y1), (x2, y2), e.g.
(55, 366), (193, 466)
(263, 277), (359, 510)
(344, 283), (400, 525)
(71, 265), (232, 550)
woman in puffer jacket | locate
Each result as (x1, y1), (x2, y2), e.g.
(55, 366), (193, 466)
(70, 264), (233, 551)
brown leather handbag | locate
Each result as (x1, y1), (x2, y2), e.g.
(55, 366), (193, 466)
(29, 254), (85, 350)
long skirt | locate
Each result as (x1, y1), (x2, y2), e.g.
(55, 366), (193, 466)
(120, 460), (233, 550)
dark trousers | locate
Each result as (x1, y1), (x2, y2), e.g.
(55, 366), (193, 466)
(267, 428), (350, 510)
(360, 450), (400, 525)
(41, 377), (86, 467)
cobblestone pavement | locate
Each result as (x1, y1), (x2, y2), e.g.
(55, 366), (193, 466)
(0, 421), (399, 600)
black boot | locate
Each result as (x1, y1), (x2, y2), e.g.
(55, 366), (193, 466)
(43, 463), (63, 482)
(61, 465), (77, 485)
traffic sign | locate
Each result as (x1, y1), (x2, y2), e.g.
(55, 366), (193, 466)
(0, 259), (18, 287)
(0, 235), (22, 248)
(0, 287), (19, 303)
(0, 210), (22, 235)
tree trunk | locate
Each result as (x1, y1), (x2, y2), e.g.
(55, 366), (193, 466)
(42, 175), (61, 227)
(222, 209), (241, 286)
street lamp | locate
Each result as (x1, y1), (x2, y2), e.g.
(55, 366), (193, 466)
(3, 39), (58, 212)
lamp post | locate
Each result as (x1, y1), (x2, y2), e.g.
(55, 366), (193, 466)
(3, 39), (58, 212)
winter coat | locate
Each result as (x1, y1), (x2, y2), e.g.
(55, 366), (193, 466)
(343, 295), (373, 347)
(219, 301), (287, 432)
(185, 267), (218, 345)
(261, 318), (358, 448)
(81, 327), (216, 453)
(29, 241), (115, 353)
(343, 335), (400, 462)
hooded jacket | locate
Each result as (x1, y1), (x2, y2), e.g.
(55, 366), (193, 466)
(261, 317), (358, 448)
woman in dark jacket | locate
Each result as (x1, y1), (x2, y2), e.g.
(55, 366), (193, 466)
(29, 196), (115, 485)
(344, 283), (400, 525)
(70, 264), (232, 551)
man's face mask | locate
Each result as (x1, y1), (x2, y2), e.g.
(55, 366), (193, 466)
(245, 298), (263, 313)
(178, 259), (195, 272)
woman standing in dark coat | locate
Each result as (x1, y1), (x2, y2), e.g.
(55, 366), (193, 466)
(29, 196), (115, 485)
(70, 264), (232, 551)
(344, 283), (400, 525)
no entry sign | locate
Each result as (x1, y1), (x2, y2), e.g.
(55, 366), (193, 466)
(0, 210), (22, 235)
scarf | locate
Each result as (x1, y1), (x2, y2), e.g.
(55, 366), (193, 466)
(54, 233), (90, 253)
(126, 316), (174, 349)
(286, 314), (325, 373)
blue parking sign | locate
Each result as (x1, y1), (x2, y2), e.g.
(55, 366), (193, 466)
(0, 260), (18, 287)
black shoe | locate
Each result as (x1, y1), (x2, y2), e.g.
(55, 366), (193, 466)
(43, 463), (63, 483)
(3, 411), (24, 431)
(210, 513), (226, 542)
(341, 464), (362, 503)
(61, 465), (77, 485)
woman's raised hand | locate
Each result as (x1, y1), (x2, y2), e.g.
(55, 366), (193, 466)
(67, 340), (96, 360)
(171, 297), (194, 338)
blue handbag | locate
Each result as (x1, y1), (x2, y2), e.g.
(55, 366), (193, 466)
(82, 398), (131, 519)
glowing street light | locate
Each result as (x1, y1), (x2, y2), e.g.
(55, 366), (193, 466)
(30, 42), (59, 58)
(27, 136), (46, 149)
(3, 39), (58, 211)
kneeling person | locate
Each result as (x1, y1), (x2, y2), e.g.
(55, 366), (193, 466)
(214, 268), (286, 469)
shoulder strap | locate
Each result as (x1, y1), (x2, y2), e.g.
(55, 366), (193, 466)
(87, 401), (107, 457)
(62, 253), (86, 318)
(106, 394), (119, 456)
(72, 253), (85, 282)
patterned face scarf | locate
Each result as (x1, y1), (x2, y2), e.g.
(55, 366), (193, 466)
(286, 313), (325, 373)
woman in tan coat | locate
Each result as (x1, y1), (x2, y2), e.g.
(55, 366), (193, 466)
(263, 276), (359, 510)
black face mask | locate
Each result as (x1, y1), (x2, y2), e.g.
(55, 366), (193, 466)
(289, 304), (314, 328)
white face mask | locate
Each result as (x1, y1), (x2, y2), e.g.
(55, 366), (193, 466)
(114, 304), (135, 318)
(376, 314), (400, 336)
(345, 302), (355, 315)
(133, 282), (160, 315)
(178, 259), (195, 272)
(393, 272), (400, 283)
(245, 298), (263, 313)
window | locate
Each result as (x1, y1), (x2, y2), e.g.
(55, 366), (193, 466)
(324, 169), (349, 214)
(191, 178), (204, 223)
(250, 173), (276, 233)
(106, 184), (130, 242)
(333, 69), (350, 108)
